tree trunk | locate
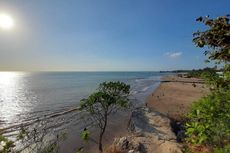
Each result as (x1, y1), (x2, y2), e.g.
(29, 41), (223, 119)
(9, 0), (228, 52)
(99, 132), (103, 153)
(98, 114), (107, 153)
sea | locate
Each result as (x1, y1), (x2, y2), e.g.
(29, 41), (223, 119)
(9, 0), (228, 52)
(0, 71), (171, 152)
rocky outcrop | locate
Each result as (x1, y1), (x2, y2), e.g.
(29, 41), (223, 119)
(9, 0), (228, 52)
(110, 107), (182, 153)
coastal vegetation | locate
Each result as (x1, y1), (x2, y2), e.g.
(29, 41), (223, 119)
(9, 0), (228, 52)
(80, 81), (130, 153)
(0, 120), (67, 153)
(0, 134), (14, 153)
(184, 15), (230, 153)
(186, 67), (217, 79)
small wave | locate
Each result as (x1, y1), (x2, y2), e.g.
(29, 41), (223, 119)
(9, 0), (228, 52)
(141, 86), (150, 92)
(130, 90), (138, 95)
(134, 78), (145, 82)
(0, 107), (81, 135)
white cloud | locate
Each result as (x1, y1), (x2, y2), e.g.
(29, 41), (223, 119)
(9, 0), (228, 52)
(164, 52), (182, 58)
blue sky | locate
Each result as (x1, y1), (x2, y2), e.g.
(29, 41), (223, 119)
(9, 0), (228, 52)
(0, 0), (229, 71)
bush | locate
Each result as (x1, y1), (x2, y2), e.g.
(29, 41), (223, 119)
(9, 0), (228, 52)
(214, 144), (230, 153)
(185, 14), (230, 153)
(0, 135), (15, 153)
(185, 90), (230, 147)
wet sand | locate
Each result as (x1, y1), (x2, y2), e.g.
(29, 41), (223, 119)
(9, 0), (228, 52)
(59, 111), (130, 153)
(146, 76), (209, 120)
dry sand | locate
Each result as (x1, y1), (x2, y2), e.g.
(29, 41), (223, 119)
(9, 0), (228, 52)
(146, 76), (209, 120)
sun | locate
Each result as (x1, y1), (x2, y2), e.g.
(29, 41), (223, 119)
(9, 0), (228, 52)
(0, 14), (14, 30)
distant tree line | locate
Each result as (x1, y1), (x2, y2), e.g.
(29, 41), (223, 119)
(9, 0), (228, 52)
(159, 66), (223, 74)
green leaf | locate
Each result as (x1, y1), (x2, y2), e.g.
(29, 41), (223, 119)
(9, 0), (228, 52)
(80, 129), (90, 141)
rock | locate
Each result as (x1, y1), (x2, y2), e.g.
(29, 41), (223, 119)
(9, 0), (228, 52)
(110, 107), (182, 153)
(115, 137), (129, 150)
(113, 136), (142, 153)
(128, 150), (135, 153)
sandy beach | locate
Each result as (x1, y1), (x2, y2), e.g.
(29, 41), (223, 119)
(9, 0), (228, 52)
(103, 75), (211, 153)
(90, 75), (210, 153)
(146, 75), (209, 121)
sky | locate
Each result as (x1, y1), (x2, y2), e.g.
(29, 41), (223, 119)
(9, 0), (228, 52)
(0, 0), (229, 71)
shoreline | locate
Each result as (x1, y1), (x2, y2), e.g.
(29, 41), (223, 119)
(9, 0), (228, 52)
(91, 75), (210, 152)
(76, 77), (164, 153)
(104, 75), (210, 153)
(2, 75), (209, 153)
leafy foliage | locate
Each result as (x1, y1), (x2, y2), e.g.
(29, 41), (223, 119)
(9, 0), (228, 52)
(185, 15), (230, 153)
(80, 81), (130, 153)
(193, 15), (230, 63)
(0, 135), (15, 153)
(187, 67), (217, 78)
(193, 15), (230, 90)
(185, 90), (230, 146)
(80, 128), (90, 141)
(214, 144), (230, 153)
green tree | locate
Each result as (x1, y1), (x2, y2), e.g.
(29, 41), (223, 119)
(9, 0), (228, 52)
(193, 15), (230, 89)
(193, 15), (230, 63)
(80, 81), (130, 153)
(185, 15), (230, 152)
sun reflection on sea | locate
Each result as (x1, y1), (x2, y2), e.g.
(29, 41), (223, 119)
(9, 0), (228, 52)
(0, 72), (32, 126)
(0, 72), (19, 85)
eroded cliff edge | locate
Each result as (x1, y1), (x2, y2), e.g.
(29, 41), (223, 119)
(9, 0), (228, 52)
(109, 107), (182, 153)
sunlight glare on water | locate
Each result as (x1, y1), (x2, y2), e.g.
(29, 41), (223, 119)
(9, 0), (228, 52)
(0, 72), (33, 126)
(0, 71), (165, 132)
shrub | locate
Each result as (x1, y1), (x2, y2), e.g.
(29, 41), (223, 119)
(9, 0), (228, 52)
(0, 135), (15, 153)
(185, 90), (230, 147)
(185, 15), (230, 152)
(214, 144), (230, 153)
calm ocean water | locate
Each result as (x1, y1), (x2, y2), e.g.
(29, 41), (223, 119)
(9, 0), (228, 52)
(0, 71), (171, 151)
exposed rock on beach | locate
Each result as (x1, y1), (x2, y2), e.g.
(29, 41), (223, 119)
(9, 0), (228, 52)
(109, 107), (182, 153)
